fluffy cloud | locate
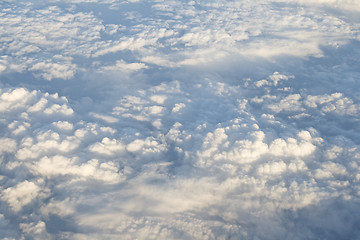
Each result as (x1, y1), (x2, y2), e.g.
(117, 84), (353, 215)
(28, 155), (123, 183)
(0, 88), (37, 112)
(29, 61), (77, 81)
(89, 137), (125, 157)
(1, 180), (49, 212)
(1, 0), (359, 81)
(0, 138), (17, 155)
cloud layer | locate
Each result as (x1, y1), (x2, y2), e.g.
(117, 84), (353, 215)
(0, 0), (360, 239)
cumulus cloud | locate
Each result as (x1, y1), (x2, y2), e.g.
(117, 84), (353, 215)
(0, 138), (17, 155)
(89, 137), (125, 157)
(27, 155), (123, 183)
(0, 88), (37, 112)
(1, 180), (49, 213)
(29, 61), (77, 81)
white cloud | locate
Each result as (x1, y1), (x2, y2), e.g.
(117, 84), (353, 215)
(43, 103), (74, 116)
(172, 103), (185, 113)
(150, 95), (167, 105)
(267, 94), (304, 113)
(269, 72), (294, 86)
(19, 221), (50, 239)
(1, 181), (49, 212)
(0, 88), (37, 112)
(40, 198), (75, 218)
(0, 138), (17, 155)
(52, 121), (74, 131)
(27, 98), (48, 113)
(29, 61), (77, 81)
(0, 5), (104, 79)
(28, 155), (123, 183)
(89, 137), (125, 157)
(257, 161), (287, 175)
(268, 136), (316, 157)
(126, 137), (167, 156)
(15, 129), (80, 160)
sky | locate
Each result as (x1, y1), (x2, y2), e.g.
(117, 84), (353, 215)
(0, 0), (360, 239)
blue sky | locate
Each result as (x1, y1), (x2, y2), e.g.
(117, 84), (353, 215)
(0, 0), (360, 239)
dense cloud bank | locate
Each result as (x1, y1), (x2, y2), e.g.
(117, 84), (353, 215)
(1, 0), (360, 239)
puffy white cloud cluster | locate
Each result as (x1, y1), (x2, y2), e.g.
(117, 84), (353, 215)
(0, 4), (105, 80)
(0, 0), (360, 239)
(1, 0), (359, 81)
